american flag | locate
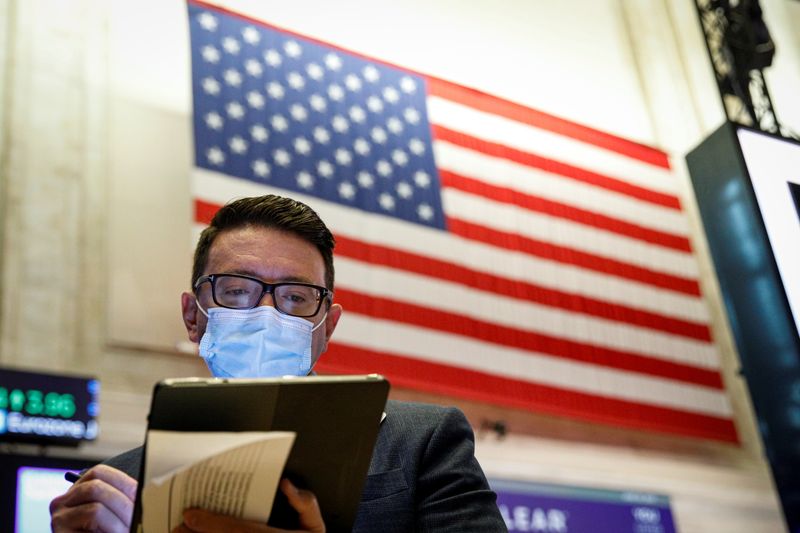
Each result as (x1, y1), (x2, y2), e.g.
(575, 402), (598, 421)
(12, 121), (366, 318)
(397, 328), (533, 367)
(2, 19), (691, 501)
(187, 1), (736, 443)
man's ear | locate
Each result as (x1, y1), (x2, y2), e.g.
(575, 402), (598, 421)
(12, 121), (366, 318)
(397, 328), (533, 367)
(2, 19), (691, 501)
(181, 292), (202, 343)
(323, 303), (343, 346)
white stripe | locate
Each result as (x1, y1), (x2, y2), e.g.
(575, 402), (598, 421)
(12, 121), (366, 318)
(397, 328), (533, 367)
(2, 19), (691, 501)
(434, 142), (690, 236)
(336, 257), (720, 370)
(428, 96), (678, 194)
(334, 313), (732, 418)
(192, 170), (711, 323)
(443, 188), (699, 278)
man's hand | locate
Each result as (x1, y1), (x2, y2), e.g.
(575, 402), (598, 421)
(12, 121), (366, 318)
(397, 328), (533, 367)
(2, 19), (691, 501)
(173, 479), (325, 533)
(50, 464), (138, 533)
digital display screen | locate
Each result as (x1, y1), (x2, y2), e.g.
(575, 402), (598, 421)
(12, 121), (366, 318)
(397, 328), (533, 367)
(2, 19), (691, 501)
(15, 467), (73, 533)
(0, 367), (99, 445)
(738, 129), (800, 339)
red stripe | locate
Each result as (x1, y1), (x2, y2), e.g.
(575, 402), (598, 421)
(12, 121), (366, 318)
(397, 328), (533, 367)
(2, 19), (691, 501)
(440, 170), (692, 252)
(448, 218), (702, 297)
(317, 343), (738, 443)
(336, 235), (711, 342)
(334, 289), (722, 389)
(427, 77), (672, 170)
(432, 124), (681, 210)
(195, 198), (218, 225)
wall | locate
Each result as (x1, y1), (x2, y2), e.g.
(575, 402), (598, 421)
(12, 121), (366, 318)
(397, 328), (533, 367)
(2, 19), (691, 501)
(2, 0), (799, 531)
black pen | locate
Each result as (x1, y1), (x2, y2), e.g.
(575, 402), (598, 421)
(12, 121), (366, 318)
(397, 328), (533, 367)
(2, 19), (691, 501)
(64, 471), (82, 484)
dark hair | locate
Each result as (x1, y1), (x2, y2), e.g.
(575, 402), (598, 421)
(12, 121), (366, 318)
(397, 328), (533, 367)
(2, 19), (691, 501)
(192, 195), (336, 290)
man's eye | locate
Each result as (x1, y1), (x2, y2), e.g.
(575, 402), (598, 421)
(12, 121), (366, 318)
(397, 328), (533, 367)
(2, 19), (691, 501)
(224, 287), (251, 296)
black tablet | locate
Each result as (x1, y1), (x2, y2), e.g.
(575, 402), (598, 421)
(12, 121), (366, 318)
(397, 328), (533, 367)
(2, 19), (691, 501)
(130, 374), (390, 532)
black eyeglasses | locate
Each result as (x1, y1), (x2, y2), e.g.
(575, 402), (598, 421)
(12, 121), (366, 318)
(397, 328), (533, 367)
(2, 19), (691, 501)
(194, 274), (331, 318)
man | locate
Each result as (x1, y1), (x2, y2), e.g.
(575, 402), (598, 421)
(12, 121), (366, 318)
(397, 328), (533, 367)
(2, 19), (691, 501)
(50, 194), (507, 532)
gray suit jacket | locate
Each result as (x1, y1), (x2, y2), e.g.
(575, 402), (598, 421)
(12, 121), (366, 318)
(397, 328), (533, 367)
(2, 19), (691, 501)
(104, 400), (507, 532)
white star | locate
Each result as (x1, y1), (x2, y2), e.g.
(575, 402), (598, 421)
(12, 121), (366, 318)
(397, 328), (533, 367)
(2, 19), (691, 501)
(223, 69), (242, 87)
(273, 148), (292, 167)
(414, 170), (431, 188)
(353, 138), (370, 156)
(293, 137), (312, 155)
(201, 45), (221, 64)
(287, 72), (305, 90)
(270, 115), (289, 132)
(198, 12), (218, 31)
(378, 193), (395, 211)
(266, 82), (285, 100)
(349, 106), (366, 123)
(246, 91), (265, 109)
(383, 86), (400, 104)
(229, 135), (248, 154)
(297, 171), (314, 189)
(317, 160), (334, 178)
(371, 127), (387, 144)
(252, 159), (270, 178)
(338, 182), (356, 200)
(409, 138), (426, 156)
(376, 160), (392, 177)
(306, 62), (324, 81)
(331, 115), (349, 133)
(327, 84), (345, 102)
(204, 112), (223, 130)
(313, 127), (330, 144)
(366, 96), (384, 113)
(264, 49), (282, 67)
(309, 94), (327, 112)
(345, 74), (362, 92)
(242, 27), (261, 45)
(404, 107), (421, 125)
(206, 146), (225, 165)
(357, 171), (375, 188)
(290, 104), (308, 122)
(222, 37), (240, 55)
(250, 125), (269, 142)
(400, 76), (417, 94)
(284, 40), (303, 58)
(202, 77), (221, 95)
(387, 117), (403, 134)
(396, 181), (413, 199)
(324, 53), (342, 71)
(226, 101), (245, 119)
(363, 65), (380, 83)
(417, 203), (434, 221)
(244, 59), (263, 77)
(335, 148), (352, 166)
(392, 149), (409, 166)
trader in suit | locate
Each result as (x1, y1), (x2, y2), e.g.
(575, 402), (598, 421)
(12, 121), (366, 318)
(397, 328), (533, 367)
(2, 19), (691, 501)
(50, 194), (507, 532)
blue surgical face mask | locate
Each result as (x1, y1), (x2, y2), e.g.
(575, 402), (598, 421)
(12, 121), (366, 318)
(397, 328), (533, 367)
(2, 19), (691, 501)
(197, 305), (326, 378)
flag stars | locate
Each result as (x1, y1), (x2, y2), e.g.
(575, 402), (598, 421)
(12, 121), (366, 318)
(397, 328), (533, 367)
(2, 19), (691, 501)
(266, 82), (285, 100)
(409, 138), (425, 156)
(202, 77), (221, 95)
(387, 117), (404, 135)
(293, 137), (312, 155)
(201, 45), (221, 64)
(371, 127), (388, 144)
(417, 203), (434, 221)
(383, 86), (400, 104)
(270, 115), (289, 132)
(284, 40), (303, 58)
(376, 160), (392, 177)
(396, 181), (413, 199)
(324, 53), (342, 71)
(287, 72), (305, 90)
(349, 106), (366, 123)
(357, 171), (375, 188)
(246, 91), (265, 109)
(223, 69), (242, 87)
(335, 148), (352, 166)
(338, 182), (356, 200)
(366, 96), (384, 113)
(198, 12), (218, 31)
(206, 146), (225, 165)
(296, 171), (314, 189)
(264, 49), (282, 67)
(414, 170), (431, 188)
(392, 149), (409, 166)
(222, 37), (241, 54)
(345, 74), (362, 92)
(331, 115), (349, 133)
(363, 65), (380, 83)
(353, 138), (370, 156)
(252, 159), (270, 178)
(244, 59), (263, 77)
(226, 102), (245, 119)
(313, 126), (331, 144)
(306, 62), (324, 81)
(400, 76), (417, 94)
(273, 148), (292, 167)
(404, 108), (421, 125)
(229, 135), (248, 154)
(317, 160), (334, 178)
(328, 84), (345, 102)
(378, 193), (395, 211)
(309, 94), (327, 112)
(289, 104), (308, 122)
(250, 125), (269, 142)
(242, 26), (261, 45)
(204, 112), (224, 130)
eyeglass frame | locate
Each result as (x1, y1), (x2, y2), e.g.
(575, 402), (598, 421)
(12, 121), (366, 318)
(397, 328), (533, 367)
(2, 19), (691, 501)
(193, 273), (332, 318)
